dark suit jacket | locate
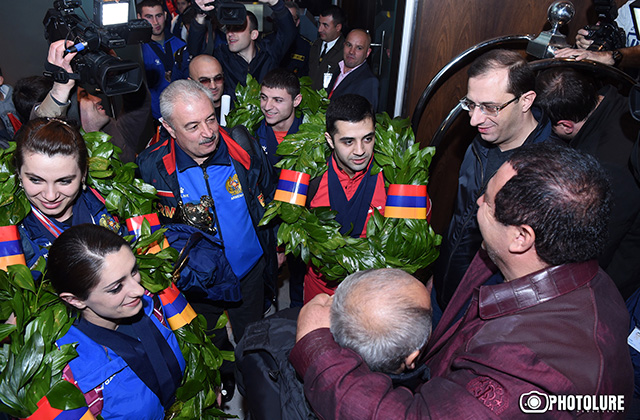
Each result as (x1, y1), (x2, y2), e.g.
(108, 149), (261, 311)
(327, 62), (379, 111)
(308, 35), (345, 91)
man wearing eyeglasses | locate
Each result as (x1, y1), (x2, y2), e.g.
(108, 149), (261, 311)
(189, 55), (229, 122)
(432, 49), (552, 312)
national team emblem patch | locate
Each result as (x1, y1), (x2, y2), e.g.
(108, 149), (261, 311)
(99, 214), (121, 232)
(226, 174), (242, 195)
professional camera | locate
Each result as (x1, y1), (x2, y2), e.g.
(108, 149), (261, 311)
(583, 0), (626, 51)
(193, 0), (247, 26)
(43, 0), (152, 96)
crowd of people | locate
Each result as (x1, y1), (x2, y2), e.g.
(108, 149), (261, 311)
(1, 0), (640, 419)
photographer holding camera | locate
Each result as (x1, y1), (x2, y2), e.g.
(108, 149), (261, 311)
(555, 0), (640, 68)
(34, 40), (152, 163)
(187, 0), (296, 91)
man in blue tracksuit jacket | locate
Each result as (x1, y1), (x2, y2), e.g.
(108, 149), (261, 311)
(138, 0), (190, 120)
(136, 79), (277, 347)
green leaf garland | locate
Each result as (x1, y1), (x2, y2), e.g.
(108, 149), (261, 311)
(0, 132), (231, 418)
(250, 81), (442, 282)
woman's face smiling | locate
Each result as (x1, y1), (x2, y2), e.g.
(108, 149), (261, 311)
(69, 246), (145, 330)
(19, 152), (84, 222)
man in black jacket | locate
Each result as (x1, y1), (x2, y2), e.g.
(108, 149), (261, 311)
(326, 29), (379, 111)
(188, 0), (296, 91)
(308, 5), (345, 91)
(535, 67), (640, 300)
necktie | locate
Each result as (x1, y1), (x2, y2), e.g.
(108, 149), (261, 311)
(320, 43), (327, 61)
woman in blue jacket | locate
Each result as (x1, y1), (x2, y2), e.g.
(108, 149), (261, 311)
(50, 224), (185, 419)
(14, 118), (124, 267)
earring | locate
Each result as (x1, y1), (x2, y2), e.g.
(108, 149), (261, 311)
(82, 182), (87, 191)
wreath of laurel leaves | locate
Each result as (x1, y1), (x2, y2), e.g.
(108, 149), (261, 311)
(0, 134), (232, 419)
(228, 76), (441, 282)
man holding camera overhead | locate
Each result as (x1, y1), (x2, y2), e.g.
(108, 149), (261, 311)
(187, 0), (296, 92)
(34, 40), (152, 163)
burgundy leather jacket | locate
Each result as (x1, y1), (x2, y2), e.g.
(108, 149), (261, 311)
(290, 250), (633, 419)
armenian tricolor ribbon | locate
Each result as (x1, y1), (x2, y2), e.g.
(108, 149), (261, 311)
(384, 184), (432, 221)
(24, 395), (95, 420)
(126, 213), (169, 254)
(273, 169), (310, 206)
(0, 225), (26, 271)
(157, 283), (197, 330)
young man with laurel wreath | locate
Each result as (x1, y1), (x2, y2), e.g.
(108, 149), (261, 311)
(303, 94), (386, 303)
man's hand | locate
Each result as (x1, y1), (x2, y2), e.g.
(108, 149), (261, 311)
(296, 293), (332, 342)
(554, 47), (615, 66)
(48, 39), (77, 75)
(575, 28), (594, 50)
(47, 40), (78, 102)
(194, 0), (215, 12)
(258, 0), (279, 6)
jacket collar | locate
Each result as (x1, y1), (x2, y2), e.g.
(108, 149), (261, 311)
(160, 127), (251, 175)
(477, 259), (600, 319)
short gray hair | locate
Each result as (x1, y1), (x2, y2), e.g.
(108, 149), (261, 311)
(159, 79), (215, 127)
(330, 269), (432, 373)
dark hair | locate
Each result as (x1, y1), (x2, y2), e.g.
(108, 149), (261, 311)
(468, 49), (535, 97)
(495, 143), (611, 266)
(48, 224), (130, 300)
(534, 68), (600, 125)
(247, 11), (258, 32)
(326, 94), (374, 136)
(0, 66), (3, 78)
(261, 68), (300, 98)
(12, 76), (54, 122)
(320, 5), (345, 27)
(137, 0), (163, 15)
(13, 117), (88, 175)
(284, 1), (300, 20)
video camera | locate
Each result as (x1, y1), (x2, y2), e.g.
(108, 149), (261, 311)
(43, 0), (152, 96)
(583, 0), (626, 51)
(193, 0), (247, 26)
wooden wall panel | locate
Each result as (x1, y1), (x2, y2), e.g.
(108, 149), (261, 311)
(405, 0), (593, 233)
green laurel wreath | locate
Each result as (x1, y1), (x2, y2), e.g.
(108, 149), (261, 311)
(227, 75), (441, 283)
(0, 135), (232, 419)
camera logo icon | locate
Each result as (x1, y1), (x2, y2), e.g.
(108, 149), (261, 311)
(520, 391), (550, 413)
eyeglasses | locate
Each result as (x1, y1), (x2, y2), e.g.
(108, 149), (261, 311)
(459, 96), (520, 117)
(198, 75), (224, 85)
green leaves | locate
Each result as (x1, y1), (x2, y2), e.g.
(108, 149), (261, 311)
(132, 228), (231, 419)
(84, 131), (158, 220)
(0, 143), (30, 226)
(225, 75), (263, 134)
(0, 266), (80, 418)
(256, 107), (442, 282)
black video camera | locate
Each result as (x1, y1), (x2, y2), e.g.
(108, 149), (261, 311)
(194, 0), (247, 26)
(583, 0), (626, 51)
(43, 0), (152, 96)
